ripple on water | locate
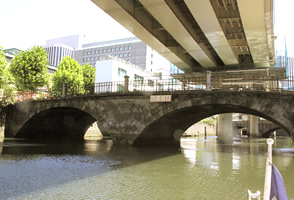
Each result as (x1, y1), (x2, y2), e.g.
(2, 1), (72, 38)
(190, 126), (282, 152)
(1, 137), (294, 199)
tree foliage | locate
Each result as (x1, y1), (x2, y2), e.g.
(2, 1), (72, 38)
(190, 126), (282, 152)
(52, 56), (84, 96)
(0, 47), (16, 106)
(9, 46), (50, 91)
(0, 47), (9, 88)
(82, 63), (96, 86)
(81, 63), (96, 93)
(200, 117), (216, 125)
(0, 47), (16, 127)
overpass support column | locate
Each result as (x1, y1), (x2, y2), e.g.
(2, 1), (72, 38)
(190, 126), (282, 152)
(206, 71), (211, 91)
(249, 115), (259, 137)
(217, 114), (233, 144)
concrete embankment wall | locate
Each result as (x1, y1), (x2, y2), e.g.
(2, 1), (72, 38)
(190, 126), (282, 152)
(184, 123), (216, 136)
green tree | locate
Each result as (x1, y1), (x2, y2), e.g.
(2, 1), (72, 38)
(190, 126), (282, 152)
(81, 63), (96, 94)
(0, 47), (15, 105)
(9, 46), (50, 92)
(0, 47), (9, 88)
(0, 47), (16, 127)
(52, 56), (84, 96)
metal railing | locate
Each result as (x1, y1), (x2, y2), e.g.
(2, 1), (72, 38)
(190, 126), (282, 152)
(13, 76), (294, 101)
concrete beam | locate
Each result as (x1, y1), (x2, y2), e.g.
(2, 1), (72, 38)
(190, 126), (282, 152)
(237, 0), (272, 67)
(91, 0), (201, 72)
(138, 0), (216, 68)
(184, 0), (238, 65)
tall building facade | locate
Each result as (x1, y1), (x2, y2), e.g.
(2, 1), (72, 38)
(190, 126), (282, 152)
(44, 35), (81, 67)
(74, 37), (170, 75)
(276, 55), (294, 88)
(44, 44), (74, 67)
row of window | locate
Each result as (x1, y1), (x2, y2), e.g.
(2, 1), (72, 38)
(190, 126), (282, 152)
(116, 83), (164, 92)
(83, 53), (132, 62)
(118, 68), (154, 87)
(84, 46), (132, 55)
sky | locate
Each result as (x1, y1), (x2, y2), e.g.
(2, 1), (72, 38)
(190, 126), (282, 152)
(0, 0), (134, 50)
(274, 0), (294, 56)
(0, 0), (293, 55)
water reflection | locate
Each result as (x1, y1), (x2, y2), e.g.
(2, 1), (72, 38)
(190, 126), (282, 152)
(83, 139), (112, 153)
(232, 153), (241, 170)
(0, 136), (293, 199)
(0, 136), (3, 153)
(181, 138), (198, 166)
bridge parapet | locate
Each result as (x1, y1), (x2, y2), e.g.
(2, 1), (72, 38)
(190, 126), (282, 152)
(13, 74), (294, 102)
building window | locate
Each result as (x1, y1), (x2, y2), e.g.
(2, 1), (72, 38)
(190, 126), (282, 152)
(95, 50), (97, 54)
(98, 50), (101, 53)
(87, 58), (90, 61)
(102, 49), (105, 53)
(124, 53), (127, 57)
(128, 46), (131, 50)
(117, 84), (124, 92)
(98, 56), (100, 60)
(107, 49), (110, 52)
(87, 51), (90, 55)
(128, 53), (131, 57)
(115, 47), (118, 51)
(94, 57), (97, 61)
(148, 80), (154, 87)
(90, 57), (93, 61)
(83, 58), (85, 62)
(119, 54), (122, 58)
(134, 74), (144, 84)
(119, 47), (123, 51)
(158, 83), (164, 91)
(124, 46), (127, 50)
(111, 48), (114, 52)
(91, 51), (93, 54)
(118, 68), (127, 77)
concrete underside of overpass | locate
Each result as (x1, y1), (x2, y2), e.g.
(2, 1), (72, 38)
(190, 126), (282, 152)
(91, 0), (275, 72)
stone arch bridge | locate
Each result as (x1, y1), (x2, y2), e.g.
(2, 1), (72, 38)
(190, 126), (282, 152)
(4, 91), (294, 146)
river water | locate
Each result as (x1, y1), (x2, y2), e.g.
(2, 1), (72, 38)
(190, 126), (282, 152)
(0, 136), (293, 200)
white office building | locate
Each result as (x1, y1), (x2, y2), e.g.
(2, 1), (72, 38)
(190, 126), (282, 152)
(95, 56), (170, 93)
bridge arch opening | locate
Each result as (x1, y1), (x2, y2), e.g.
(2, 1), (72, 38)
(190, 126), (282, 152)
(16, 107), (97, 140)
(134, 104), (289, 146)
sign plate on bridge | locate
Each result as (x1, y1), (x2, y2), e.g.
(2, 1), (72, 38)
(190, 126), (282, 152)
(150, 95), (172, 102)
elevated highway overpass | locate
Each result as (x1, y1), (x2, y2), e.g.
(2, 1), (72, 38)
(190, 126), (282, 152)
(91, 0), (275, 72)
